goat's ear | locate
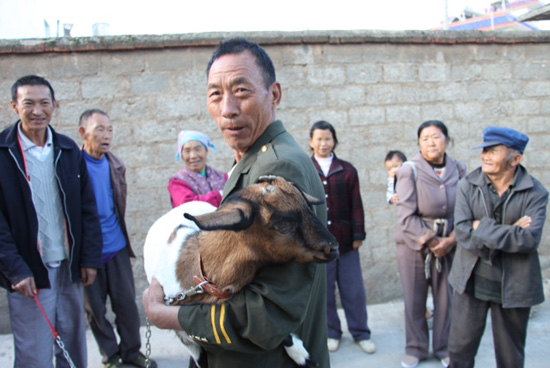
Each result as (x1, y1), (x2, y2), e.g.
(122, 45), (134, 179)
(290, 182), (325, 206)
(303, 192), (324, 206)
(184, 202), (256, 231)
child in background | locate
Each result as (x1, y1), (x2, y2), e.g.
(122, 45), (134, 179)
(385, 150), (407, 204)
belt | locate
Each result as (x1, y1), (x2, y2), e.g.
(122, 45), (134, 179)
(423, 218), (450, 279)
(422, 217), (451, 237)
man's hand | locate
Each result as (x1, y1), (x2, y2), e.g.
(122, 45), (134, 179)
(352, 240), (363, 251)
(472, 219), (481, 230)
(431, 237), (456, 258)
(81, 267), (97, 287)
(12, 276), (37, 297)
(514, 216), (532, 229)
(142, 277), (182, 330)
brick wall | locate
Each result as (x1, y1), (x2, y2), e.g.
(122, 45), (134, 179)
(1, 31), (549, 333)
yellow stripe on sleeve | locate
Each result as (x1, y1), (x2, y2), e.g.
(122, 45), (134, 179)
(211, 305), (221, 344)
(220, 303), (232, 344)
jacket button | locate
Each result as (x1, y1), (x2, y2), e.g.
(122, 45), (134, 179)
(327, 221), (332, 225)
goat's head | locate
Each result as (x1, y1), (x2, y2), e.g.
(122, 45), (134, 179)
(183, 176), (338, 264)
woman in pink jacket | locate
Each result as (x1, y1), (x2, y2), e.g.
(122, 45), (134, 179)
(394, 120), (467, 368)
(168, 130), (227, 207)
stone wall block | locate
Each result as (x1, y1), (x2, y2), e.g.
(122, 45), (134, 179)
(386, 104), (421, 123)
(327, 86), (366, 107)
(419, 64), (449, 83)
(383, 64), (418, 83)
(346, 64), (383, 84)
(307, 66), (346, 86)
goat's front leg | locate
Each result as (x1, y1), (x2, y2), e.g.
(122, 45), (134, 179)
(175, 331), (205, 367)
(283, 333), (318, 367)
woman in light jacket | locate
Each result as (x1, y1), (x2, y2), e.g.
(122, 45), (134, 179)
(394, 120), (467, 368)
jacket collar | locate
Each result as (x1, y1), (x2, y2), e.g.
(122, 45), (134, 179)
(223, 120), (285, 199)
(466, 165), (533, 192)
(413, 152), (458, 181)
(0, 121), (72, 151)
(311, 153), (344, 177)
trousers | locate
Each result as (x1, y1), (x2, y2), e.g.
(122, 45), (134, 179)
(396, 244), (453, 360)
(84, 247), (141, 363)
(326, 249), (371, 341)
(449, 290), (530, 368)
(8, 260), (87, 368)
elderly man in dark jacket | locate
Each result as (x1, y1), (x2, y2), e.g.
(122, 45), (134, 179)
(79, 109), (157, 368)
(0, 75), (103, 367)
(449, 127), (548, 368)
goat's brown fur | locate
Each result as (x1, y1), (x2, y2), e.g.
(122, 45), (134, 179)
(172, 176), (338, 305)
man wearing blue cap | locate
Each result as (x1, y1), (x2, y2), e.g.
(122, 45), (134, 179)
(448, 127), (548, 368)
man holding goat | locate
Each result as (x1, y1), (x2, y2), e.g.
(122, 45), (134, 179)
(143, 38), (331, 367)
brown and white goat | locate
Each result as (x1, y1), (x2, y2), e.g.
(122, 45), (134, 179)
(143, 175), (338, 367)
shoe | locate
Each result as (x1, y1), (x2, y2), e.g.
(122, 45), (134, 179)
(104, 355), (122, 368)
(356, 339), (376, 354)
(327, 338), (340, 352)
(441, 357), (450, 367)
(401, 354), (419, 368)
(123, 352), (158, 368)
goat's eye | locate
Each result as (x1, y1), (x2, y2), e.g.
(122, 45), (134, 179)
(273, 222), (295, 235)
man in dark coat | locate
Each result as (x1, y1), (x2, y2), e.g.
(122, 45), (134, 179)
(0, 75), (102, 367)
(449, 127), (548, 368)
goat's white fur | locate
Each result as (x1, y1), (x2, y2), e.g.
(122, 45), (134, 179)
(284, 333), (312, 366)
(143, 201), (215, 301)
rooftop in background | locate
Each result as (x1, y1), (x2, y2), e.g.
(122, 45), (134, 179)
(436, 0), (550, 30)
(517, 3), (550, 20)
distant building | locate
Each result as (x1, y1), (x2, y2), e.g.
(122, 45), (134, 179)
(436, 0), (546, 31)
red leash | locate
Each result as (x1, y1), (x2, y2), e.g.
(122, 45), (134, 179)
(33, 291), (77, 368)
(34, 293), (59, 339)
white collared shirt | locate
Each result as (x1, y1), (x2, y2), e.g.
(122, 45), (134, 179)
(17, 122), (53, 162)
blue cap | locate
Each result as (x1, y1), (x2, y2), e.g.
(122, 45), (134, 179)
(474, 127), (529, 153)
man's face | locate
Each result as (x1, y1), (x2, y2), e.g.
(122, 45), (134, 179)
(206, 51), (281, 159)
(481, 145), (517, 176)
(10, 85), (55, 137)
(81, 113), (113, 159)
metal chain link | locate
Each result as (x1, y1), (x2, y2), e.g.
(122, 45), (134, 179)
(145, 317), (152, 368)
(55, 336), (77, 368)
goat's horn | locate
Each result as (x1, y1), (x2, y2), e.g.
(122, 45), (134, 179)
(262, 185), (276, 195)
(258, 175), (278, 183)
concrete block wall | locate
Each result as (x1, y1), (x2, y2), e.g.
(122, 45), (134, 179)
(1, 31), (549, 333)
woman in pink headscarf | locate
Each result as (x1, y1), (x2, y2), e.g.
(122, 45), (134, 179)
(168, 130), (227, 207)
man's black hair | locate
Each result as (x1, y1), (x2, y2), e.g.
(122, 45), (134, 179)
(11, 75), (55, 103)
(206, 38), (276, 89)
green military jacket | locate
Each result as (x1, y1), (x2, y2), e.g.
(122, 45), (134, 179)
(178, 120), (330, 367)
